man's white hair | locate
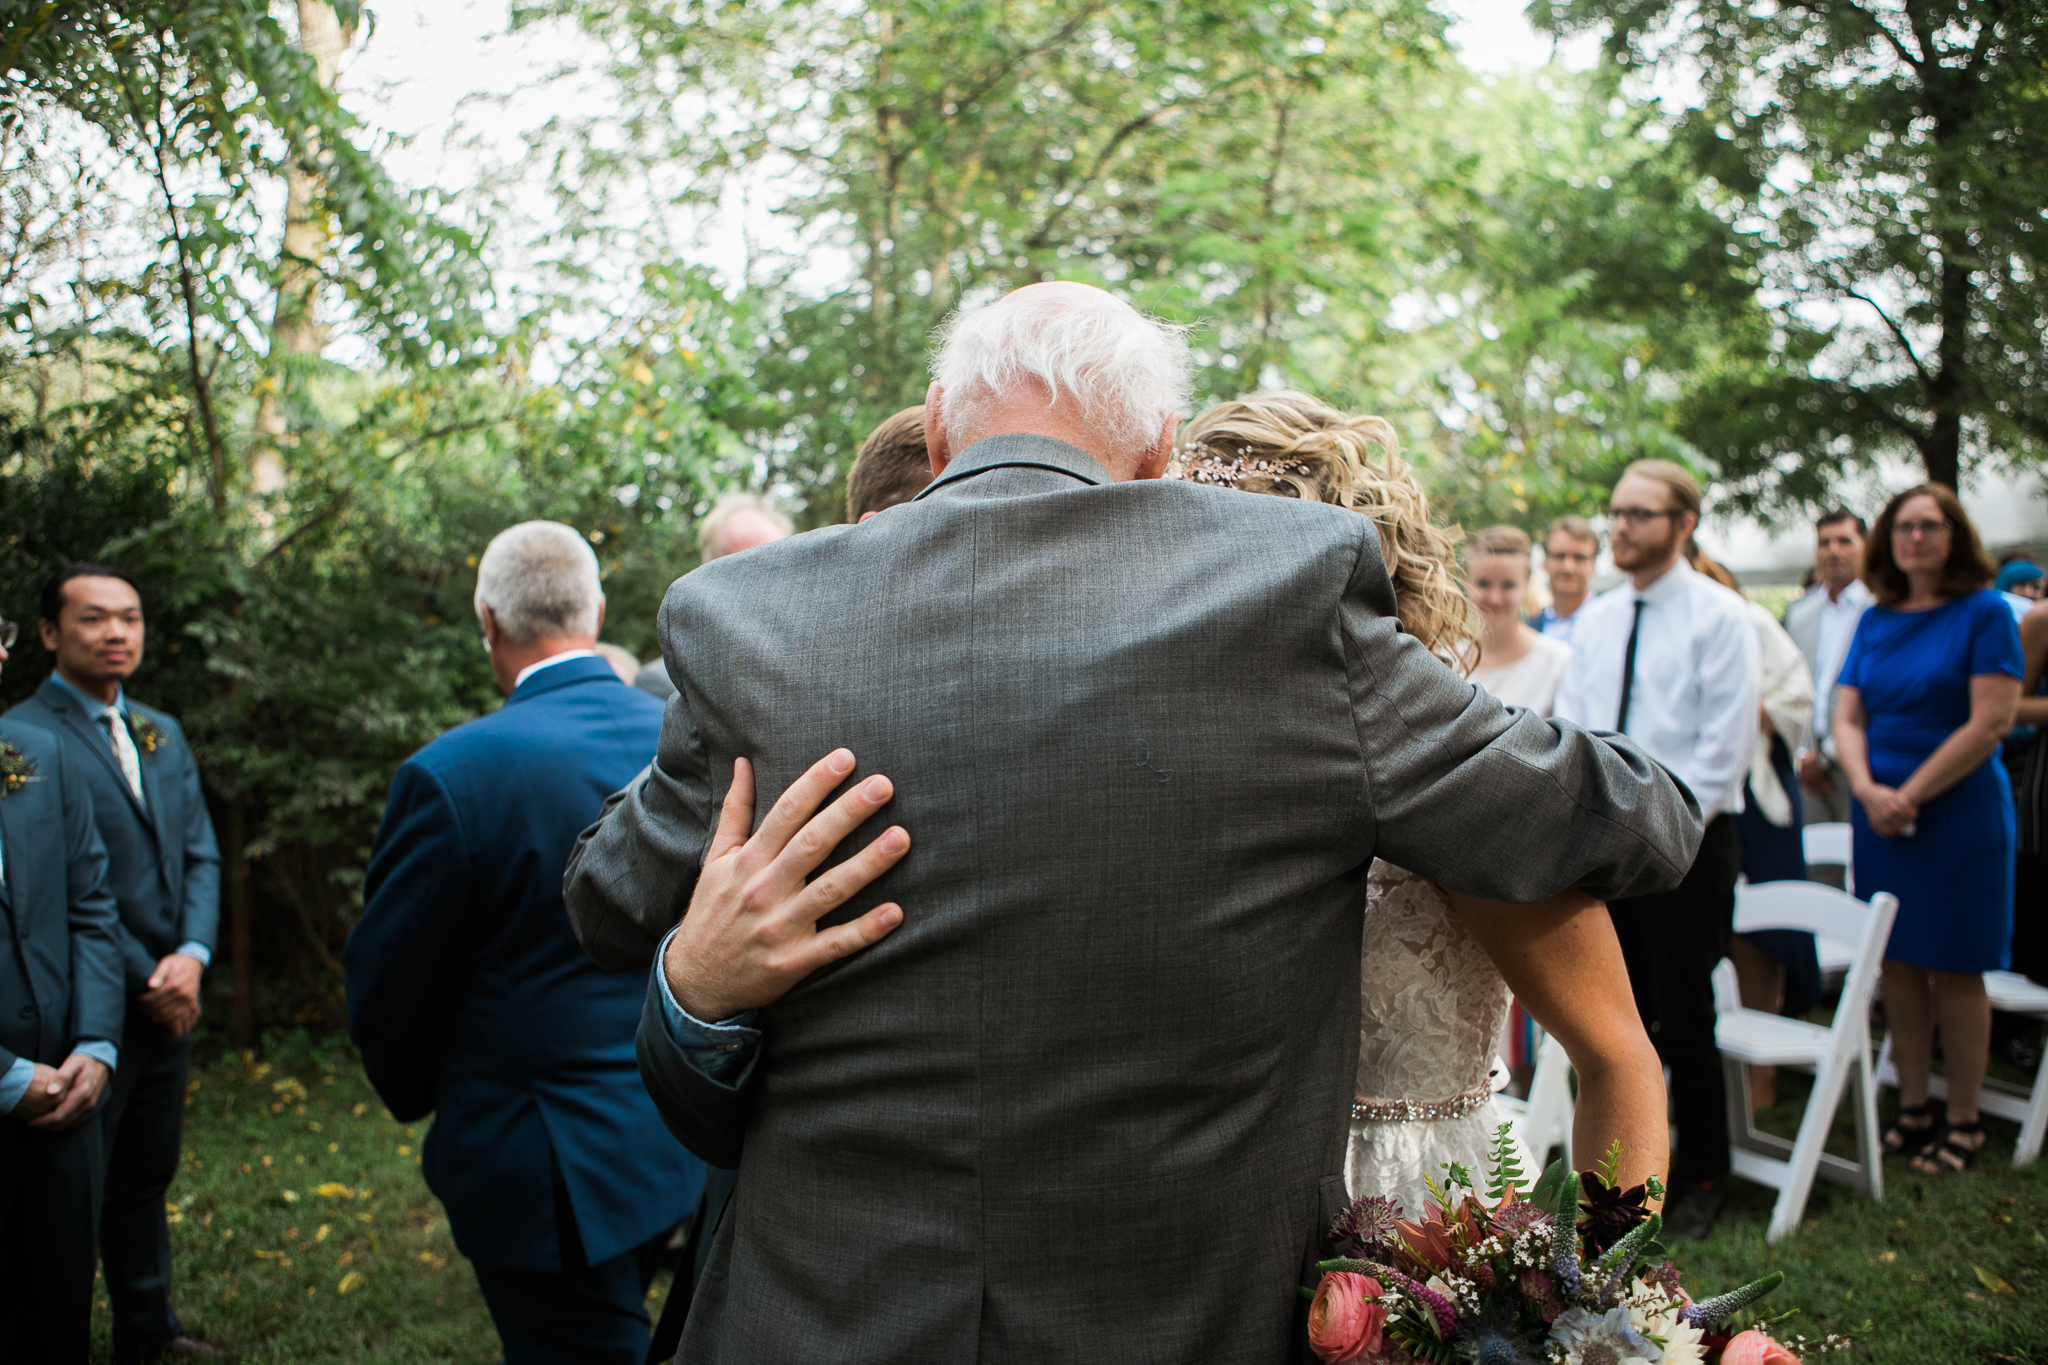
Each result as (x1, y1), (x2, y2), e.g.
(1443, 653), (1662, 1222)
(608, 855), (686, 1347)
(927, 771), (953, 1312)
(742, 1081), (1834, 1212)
(698, 492), (795, 561)
(929, 287), (1193, 458)
(474, 520), (604, 644)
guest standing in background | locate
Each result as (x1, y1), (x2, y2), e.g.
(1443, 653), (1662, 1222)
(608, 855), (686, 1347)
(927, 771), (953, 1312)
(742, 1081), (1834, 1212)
(1785, 510), (1873, 828)
(634, 493), (794, 700)
(1465, 525), (1573, 715)
(1834, 486), (2021, 1175)
(8, 565), (223, 1364)
(593, 642), (641, 684)
(2013, 596), (2048, 988)
(0, 620), (125, 1364)
(846, 405), (934, 522)
(1532, 515), (1599, 643)
(1996, 557), (2045, 621)
(1690, 552), (1820, 1103)
(344, 523), (703, 1365)
(1555, 461), (1759, 1240)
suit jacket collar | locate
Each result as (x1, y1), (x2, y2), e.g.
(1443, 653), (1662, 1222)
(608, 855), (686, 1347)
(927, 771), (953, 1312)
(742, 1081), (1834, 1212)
(34, 676), (156, 831)
(914, 434), (1112, 501)
(507, 653), (620, 706)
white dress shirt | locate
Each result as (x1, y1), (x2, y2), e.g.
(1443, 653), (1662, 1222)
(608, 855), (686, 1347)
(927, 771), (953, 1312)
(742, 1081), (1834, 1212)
(1808, 579), (1872, 753)
(1554, 558), (1761, 821)
(512, 647), (599, 690)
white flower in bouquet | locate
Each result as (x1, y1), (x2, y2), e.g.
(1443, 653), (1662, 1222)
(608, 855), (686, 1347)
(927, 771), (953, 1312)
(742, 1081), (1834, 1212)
(1549, 1305), (1664, 1365)
(1637, 1305), (1705, 1365)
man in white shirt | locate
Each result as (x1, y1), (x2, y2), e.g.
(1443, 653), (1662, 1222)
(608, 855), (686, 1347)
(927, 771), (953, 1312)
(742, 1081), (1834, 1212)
(1555, 460), (1760, 1242)
(1781, 510), (1873, 827)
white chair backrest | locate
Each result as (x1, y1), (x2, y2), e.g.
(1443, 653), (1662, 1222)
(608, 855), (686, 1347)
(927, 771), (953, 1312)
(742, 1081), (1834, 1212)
(1734, 880), (1872, 942)
(1712, 958), (1742, 1014)
(1802, 821), (1851, 867)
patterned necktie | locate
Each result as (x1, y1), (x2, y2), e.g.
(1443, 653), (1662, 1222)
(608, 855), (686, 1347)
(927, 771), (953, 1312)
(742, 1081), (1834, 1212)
(101, 705), (145, 803)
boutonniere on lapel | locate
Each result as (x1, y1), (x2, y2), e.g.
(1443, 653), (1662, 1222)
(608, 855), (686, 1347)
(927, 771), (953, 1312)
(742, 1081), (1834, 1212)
(130, 713), (171, 756)
(0, 743), (38, 797)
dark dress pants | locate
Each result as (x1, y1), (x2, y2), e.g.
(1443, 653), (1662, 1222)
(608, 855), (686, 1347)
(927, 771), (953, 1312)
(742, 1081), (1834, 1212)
(470, 1158), (670, 1365)
(1609, 813), (1742, 1184)
(98, 1008), (192, 1357)
(0, 1114), (105, 1363)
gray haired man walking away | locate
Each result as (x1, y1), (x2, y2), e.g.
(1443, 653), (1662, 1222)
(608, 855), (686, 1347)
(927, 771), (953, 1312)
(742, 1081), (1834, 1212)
(566, 282), (1702, 1365)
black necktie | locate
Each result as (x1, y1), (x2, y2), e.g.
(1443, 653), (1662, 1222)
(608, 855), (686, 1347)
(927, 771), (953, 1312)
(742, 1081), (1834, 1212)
(1616, 598), (1646, 733)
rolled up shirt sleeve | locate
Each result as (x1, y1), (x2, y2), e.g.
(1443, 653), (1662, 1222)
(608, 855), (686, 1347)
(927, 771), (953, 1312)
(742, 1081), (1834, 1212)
(653, 926), (761, 1085)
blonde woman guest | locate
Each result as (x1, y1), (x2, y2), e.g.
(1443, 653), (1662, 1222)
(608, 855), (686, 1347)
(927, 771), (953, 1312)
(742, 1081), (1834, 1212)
(1175, 392), (1667, 1214)
(1835, 485), (2021, 1174)
(1466, 526), (1574, 716)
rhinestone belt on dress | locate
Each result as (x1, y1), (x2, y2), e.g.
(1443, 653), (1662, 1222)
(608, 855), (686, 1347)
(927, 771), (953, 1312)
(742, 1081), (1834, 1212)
(1350, 1082), (1493, 1124)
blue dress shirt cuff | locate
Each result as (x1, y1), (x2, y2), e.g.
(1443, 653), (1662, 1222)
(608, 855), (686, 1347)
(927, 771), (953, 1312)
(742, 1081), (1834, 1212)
(654, 926), (761, 1085)
(174, 942), (212, 968)
(73, 1040), (119, 1073)
(0, 1056), (31, 1115)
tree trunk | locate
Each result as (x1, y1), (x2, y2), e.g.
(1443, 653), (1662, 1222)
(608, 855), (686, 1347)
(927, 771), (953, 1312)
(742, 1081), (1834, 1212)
(224, 797), (255, 1048)
(251, 0), (355, 494)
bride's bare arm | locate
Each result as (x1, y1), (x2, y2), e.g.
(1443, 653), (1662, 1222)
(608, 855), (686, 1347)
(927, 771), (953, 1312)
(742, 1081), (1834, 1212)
(1444, 889), (1668, 1201)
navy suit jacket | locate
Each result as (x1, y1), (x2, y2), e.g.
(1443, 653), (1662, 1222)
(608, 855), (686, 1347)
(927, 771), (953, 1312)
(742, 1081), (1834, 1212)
(8, 681), (222, 986)
(344, 655), (702, 1273)
(0, 720), (124, 1075)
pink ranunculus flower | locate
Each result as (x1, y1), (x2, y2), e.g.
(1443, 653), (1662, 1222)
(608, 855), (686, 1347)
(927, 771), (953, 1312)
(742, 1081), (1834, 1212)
(1720, 1329), (1801, 1364)
(1307, 1272), (1388, 1363)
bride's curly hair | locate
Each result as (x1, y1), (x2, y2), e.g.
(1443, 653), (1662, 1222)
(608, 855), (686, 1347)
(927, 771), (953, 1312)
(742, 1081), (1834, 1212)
(1175, 390), (1476, 672)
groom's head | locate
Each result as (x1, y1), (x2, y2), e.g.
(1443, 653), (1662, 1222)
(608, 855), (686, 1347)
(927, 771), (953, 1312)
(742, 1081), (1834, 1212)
(924, 282), (1191, 482)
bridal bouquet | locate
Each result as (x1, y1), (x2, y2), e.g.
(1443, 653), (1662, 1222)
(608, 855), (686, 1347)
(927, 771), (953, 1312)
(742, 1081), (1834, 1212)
(1306, 1129), (1827, 1364)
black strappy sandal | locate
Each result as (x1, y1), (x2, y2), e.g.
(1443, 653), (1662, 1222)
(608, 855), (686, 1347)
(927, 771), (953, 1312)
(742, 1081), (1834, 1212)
(1911, 1119), (1988, 1174)
(1883, 1099), (1939, 1155)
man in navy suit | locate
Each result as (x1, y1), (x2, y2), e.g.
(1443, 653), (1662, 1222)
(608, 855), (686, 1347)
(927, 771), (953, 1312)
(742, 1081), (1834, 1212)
(344, 521), (703, 1365)
(7, 565), (223, 1363)
(0, 618), (126, 1362)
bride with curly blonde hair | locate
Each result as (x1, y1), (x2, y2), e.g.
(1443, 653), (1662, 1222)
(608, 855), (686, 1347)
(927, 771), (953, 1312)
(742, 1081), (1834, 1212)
(1175, 391), (1665, 1216)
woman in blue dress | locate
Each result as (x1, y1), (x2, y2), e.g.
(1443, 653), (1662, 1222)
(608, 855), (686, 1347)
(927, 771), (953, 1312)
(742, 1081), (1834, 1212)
(1834, 484), (2023, 1174)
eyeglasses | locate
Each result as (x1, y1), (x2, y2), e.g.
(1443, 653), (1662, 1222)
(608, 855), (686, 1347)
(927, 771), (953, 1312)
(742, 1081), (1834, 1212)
(1607, 508), (1680, 528)
(1892, 517), (1953, 540)
(0, 620), (16, 650)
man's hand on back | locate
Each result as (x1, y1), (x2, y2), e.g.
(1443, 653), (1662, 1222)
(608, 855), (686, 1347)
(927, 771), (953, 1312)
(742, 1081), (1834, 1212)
(665, 749), (910, 1023)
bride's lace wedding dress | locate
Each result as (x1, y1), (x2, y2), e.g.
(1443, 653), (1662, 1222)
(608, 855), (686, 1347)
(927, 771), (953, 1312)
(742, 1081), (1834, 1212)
(1345, 861), (1532, 1218)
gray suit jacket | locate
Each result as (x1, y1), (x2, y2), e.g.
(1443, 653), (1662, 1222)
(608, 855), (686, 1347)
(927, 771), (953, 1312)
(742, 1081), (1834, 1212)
(564, 434), (1702, 1364)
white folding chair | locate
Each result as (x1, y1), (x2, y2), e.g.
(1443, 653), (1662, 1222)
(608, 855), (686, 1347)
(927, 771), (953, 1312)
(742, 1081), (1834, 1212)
(1495, 1030), (1576, 1170)
(1714, 881), (1899, 1241)
(1801, 821), (1852, 876)
(1874, 970), (2048, 1168)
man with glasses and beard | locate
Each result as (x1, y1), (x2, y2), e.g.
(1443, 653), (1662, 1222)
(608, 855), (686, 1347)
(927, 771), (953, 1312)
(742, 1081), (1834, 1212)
(1555, 461), (1760, 1241)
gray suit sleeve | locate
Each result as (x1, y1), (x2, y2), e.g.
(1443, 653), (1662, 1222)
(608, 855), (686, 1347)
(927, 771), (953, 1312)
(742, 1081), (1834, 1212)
(1338, 525), (1703, 904)
(563, 646), (716, 972)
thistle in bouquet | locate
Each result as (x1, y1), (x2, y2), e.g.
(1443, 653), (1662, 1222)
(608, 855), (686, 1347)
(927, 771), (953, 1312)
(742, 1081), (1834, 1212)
(1305, 1130), (1800, 1364)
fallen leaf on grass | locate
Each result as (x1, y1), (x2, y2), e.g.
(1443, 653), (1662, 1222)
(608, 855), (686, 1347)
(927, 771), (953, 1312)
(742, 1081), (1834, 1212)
(337, 1271), (365, 1295)
(312, 1182), (354, 1199)
(1972, 1265), (2017, 1296)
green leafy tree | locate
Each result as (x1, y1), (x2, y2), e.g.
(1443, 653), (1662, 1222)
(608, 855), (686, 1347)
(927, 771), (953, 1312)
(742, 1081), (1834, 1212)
(1538, 0), (2048, 501)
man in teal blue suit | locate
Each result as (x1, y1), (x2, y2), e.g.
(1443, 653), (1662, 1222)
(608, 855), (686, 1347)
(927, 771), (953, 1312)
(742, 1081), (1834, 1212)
(0, 617), (126, 1362)
(344, 522), (702, 1365)
(8, 564), (222, 1363)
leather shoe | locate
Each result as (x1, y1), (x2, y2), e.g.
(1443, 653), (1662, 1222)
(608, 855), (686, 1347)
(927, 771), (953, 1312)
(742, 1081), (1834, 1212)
(117, 1335), (225, 1363)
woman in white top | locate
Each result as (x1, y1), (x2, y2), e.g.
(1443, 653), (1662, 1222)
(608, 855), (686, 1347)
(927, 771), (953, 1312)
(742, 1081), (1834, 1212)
(1465, 525), (1575, 716)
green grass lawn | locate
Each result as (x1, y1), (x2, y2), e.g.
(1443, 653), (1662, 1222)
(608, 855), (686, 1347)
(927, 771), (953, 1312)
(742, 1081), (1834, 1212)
(89, 1031), (674, 1364)
(106, 1032), (2048, 1362)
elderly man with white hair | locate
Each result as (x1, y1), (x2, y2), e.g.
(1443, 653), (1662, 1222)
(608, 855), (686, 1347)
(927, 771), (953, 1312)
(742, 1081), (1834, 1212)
(343, 521), (704, 1365)
(564, 283), (1700, 1364)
